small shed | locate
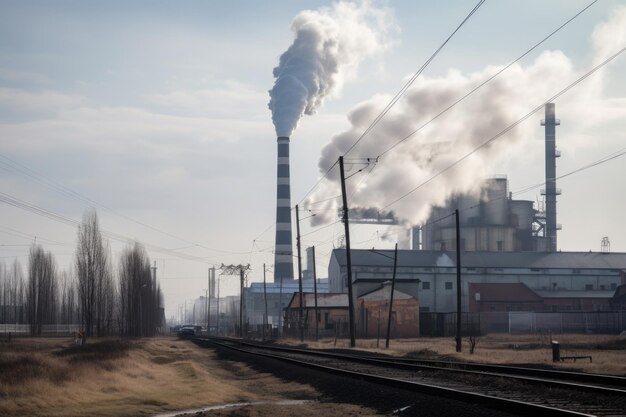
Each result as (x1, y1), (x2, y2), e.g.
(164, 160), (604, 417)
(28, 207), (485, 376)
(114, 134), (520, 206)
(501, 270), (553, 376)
(285, 293), (348, 337)
(357, 282), (419, 338)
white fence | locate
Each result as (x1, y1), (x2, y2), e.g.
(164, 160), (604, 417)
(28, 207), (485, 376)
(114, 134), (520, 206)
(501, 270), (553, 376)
(0, 324), (81, 336)
(507, 311), (625, 334)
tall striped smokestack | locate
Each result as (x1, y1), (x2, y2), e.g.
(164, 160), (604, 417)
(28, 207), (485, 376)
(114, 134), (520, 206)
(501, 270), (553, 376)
(274, 136), (294, 283)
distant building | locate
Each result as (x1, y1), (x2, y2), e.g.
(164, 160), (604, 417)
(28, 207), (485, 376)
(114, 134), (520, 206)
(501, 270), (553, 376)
(468, 283), (615, 313)
(245, 279), (329, 331)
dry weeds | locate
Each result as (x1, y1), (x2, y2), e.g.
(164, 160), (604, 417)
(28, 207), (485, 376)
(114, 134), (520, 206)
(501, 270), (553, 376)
(0, 337), (336, 417)
(292, 333), (626, 375)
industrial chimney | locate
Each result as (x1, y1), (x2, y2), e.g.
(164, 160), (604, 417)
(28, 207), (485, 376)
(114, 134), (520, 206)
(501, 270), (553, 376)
(541, 103), (561, 252)
(274, 136), (294, 283)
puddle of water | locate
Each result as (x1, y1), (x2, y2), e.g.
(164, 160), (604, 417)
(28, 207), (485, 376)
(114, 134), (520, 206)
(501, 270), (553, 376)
(154, 400), (310, 417)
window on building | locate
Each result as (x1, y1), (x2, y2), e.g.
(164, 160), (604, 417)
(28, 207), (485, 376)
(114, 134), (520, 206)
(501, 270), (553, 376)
(600, 285), (605, 290)
(572, 269), (581, 274)
(497, 241), (504, 251)
(551, 305), (558, 312)
(422, 281), (430, 290)
(506, 306), (512, 312)
(585, 284), (593, 290)
(445, 282), (453, 290)
(419, 307), (430, 313)
(489, 305), (496, 311)
(460, 238), (466, 251)
(611, 283), (617, 291)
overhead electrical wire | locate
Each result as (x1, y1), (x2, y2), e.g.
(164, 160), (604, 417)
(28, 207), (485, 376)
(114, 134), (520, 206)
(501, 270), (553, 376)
(418, 145), (626, 230)
(0, 153), (248, 256)
(0, 190), (220, 265)
(343, 0), (487, 157)
(380, 46), (626, 212)
(298, 0), (599, 212)
(376, 0), (599, 159)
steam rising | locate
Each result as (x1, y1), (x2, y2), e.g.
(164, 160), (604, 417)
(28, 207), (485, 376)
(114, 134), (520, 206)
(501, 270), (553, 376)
(306, 6), (626, 227)
(268, 2), (394, 137)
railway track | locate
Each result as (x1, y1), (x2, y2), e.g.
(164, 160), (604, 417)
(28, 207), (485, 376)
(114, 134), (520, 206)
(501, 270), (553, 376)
(194, 337), (626, 417)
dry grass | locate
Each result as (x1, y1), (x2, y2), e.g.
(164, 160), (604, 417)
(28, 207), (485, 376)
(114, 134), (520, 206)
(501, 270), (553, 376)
(290, 333), (626, 375)
(0, 337), (320, 417)
(3, 333), (623, 416)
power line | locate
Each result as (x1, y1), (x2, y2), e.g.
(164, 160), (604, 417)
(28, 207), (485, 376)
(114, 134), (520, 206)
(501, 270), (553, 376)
(343, 0), (486, 157)
(377, 0), (599, 158)
(302, 0), (598, 215)
(0, 190), (219, 265)
(0, 152), (247, 256)
(380, 46), (626, 211)
(295, 159), (339, 207)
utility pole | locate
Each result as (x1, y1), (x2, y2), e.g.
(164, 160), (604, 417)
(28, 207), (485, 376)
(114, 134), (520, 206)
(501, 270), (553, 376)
(219, 264), (251, 338)
(296, 204), (304, 342)
(339, 156), (356, 348)
(208, 267), (215, 336)
(455, 209), (462, 353)
(312, 246), (319, 341)
(263, 264), (268, 341)
(385, 243), (398, 349)
(239, 269), (244, 337)
(216, 276), (220, 336)
(369, 246), (398, 350)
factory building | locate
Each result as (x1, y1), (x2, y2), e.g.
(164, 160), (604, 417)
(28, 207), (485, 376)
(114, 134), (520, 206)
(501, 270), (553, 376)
(416, 103), (562, 252)
(417, 176), (550, 252)
(328, 249), (626, 314)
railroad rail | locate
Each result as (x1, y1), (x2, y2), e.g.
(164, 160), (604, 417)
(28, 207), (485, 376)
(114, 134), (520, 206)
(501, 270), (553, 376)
(194, 337), (626, 417)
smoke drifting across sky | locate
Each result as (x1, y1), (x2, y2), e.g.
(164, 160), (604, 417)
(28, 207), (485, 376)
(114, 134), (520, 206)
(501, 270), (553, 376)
(268, 2), (395, 138)
(306, 6), (626, 228)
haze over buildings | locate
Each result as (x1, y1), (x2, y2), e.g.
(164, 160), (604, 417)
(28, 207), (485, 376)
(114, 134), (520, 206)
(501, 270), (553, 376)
(0, 1), (625, 320)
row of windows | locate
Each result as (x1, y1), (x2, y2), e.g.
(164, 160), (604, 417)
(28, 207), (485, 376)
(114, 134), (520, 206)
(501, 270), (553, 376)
(421, 282), (453, 290)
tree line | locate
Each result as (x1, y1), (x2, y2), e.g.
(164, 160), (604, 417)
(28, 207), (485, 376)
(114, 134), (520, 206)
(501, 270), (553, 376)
(0, 210), (164, 338)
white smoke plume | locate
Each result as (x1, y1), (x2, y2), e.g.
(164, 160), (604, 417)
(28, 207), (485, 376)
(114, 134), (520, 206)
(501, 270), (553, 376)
(306, 6), (626, 227)
(268, 2), (395, 138)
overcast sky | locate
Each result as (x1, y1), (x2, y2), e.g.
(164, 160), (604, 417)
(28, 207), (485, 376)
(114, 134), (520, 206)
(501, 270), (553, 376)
(1, 0), (625, 320)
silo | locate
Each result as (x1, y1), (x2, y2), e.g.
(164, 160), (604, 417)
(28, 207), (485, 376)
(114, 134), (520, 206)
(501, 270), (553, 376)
(510, 200), (534, 231)
(483, 177), (508, 225)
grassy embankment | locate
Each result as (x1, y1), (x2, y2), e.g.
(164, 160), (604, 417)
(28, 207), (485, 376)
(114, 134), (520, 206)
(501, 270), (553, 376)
(0, 336), (317, 417)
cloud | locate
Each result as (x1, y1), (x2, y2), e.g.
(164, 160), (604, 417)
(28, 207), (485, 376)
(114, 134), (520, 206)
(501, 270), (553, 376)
(0, 87), (86, 119)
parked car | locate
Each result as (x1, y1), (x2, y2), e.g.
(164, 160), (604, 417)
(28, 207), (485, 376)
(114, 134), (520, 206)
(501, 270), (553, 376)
(177, 325), (196, 338)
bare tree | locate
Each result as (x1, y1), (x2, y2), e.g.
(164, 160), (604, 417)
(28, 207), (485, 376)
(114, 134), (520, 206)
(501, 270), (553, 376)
(118, 243), (162, 337)
(75, 210), (113, 338)
(0, 260), (25, 325)
(59, 270), (78, 325)
(26, 245), (57, 336)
